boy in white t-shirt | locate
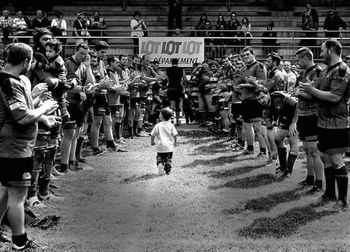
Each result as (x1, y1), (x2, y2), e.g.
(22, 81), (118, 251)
(151, 108), (178, 175)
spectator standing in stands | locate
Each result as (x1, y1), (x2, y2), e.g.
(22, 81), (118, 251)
(323, 9), (346, 38)
(50, 11), (67, 57)
(227, 12), (241, 45)
(262, 22), (278, 57)
(241, 16), (252, 46)
(299, 39), (350, 211)
(0, 9), (13, 47)
(12, 11), (31, 44)
(32, 10), (50, 30)
(300, 3), (319, 47)
(167, 58), (186, 126)
(130, 11), (147, 54)
(50, 11), (67, 42)
(215, 14), (226, 31)
(283, 60), (297, 94)
(73, 11), (90, 45)
(90, 11), (107, 43)
(214, 15), (228, 58)
(194, 13), (209, 37)
(0, 43), (59, 251)
(168, 0), (183, 36)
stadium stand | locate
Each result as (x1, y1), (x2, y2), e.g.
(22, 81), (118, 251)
(1, 0), (350, 59)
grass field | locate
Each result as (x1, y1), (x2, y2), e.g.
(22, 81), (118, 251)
(1, 124), (350, 251)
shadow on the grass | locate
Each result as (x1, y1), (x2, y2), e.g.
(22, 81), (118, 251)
(190, 139), (230, 155)
(203, 163), (266, 179)
(238, 201), (336, 239)
(210, 173), (282, 190)
(223, 188), (304, 214)
(121, 173), (159, 184)
(182, 154), (258, 168)
(178, 130), (218, 139)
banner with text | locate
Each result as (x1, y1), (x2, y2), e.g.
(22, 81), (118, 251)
(139, 37), (205, 67)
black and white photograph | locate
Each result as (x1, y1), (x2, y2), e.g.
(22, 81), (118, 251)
(0, 0), (350, 251)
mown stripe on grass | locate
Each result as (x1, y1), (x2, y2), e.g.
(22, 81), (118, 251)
(238, 203), (335, 239)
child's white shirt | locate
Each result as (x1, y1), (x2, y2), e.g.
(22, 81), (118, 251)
(151, 121), (178, 153)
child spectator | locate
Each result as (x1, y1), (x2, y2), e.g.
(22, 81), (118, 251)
(44, 39), (67, 80)
(44, 39), (71, 124)
(262, 22), (278, 57)
(151, 107), (178, 175)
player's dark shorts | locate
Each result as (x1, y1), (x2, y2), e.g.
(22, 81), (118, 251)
(230, 102), (242, 119)
(262, 108), (273, 129)
(318, 127), (350, 154)
(167, 89), (183, 101)
(110, 105), (117, 115)
(93, 93), (110, 116)
(241, 98), (263, 123)
(277, 115), (293, 130)
(66, 102), (86, 128)
(297, 114), (318, 142)
(0, 157), (33, 187)
(168, 90), (183, 112)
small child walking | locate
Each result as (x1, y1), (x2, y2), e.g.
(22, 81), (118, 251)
(151, 107), (178, 175)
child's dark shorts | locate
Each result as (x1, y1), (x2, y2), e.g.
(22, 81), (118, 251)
(156, 152), (173, 173)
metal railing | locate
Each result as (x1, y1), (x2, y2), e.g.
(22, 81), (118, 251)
(1, 29), (350, 61)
